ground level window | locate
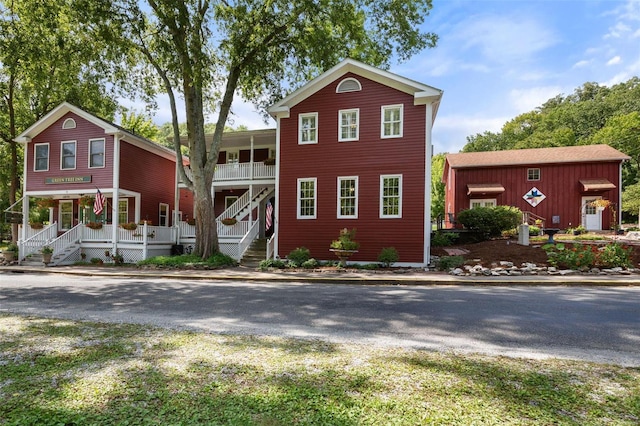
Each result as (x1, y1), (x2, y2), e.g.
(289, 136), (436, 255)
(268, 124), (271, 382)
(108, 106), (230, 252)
(159, 203), (169, 226)
(380, 175), (402, 218)
(337, 177), (358, 218)
(470, 199), (496, 208)
(297, 178), (317, 219)
(119, 199), (128, 224)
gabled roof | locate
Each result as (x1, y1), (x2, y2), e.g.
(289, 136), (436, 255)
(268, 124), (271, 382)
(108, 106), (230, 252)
(268, 58), (443, 119)
(15, 102), (177, 161)
(446, 144), (630, 169)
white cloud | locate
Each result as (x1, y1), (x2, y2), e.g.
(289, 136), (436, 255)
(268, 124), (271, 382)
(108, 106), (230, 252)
(572, 60), (591, 68)
(633, 28), (640, 38)
(604, 22), (632, 39)
(454, 14), (558, 65)
(607, 55), (622, 65)
(509, 86), (564, 113)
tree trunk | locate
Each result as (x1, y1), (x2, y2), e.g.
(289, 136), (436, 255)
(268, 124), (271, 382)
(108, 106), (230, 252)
(193, 173), (219, 258)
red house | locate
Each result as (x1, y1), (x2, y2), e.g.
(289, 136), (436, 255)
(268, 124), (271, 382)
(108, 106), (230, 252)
(443, 145), (630, 232)
(14, 102), (193, 264)
(268, 59), (443, 266)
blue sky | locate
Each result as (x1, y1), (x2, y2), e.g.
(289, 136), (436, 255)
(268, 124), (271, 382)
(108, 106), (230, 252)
(143, 0), (640, 154)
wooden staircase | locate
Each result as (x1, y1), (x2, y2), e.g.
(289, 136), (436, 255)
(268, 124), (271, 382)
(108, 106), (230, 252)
(241, 238), (267, 267)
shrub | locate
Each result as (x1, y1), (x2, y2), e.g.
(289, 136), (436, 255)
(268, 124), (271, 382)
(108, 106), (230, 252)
(377, 247), (399, 267)
(437, 255), (465, 271)
(431, 231), (459, 247)
(301, 258), (318, 269)
(5, 243), (18, 253)
(528, 225), (541, 236)
(457, 206), (521, 240)
(259, 258), (287, 270)
(542, 242), (632, 270)
(287, 247), (311, 267)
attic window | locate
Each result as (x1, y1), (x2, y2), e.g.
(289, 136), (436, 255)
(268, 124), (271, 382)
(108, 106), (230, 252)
(62, 118), (76, 129)
(336, 78), (362, 93)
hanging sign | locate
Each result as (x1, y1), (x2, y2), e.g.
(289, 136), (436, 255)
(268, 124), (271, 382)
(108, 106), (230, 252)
(45, 176), (92, 184)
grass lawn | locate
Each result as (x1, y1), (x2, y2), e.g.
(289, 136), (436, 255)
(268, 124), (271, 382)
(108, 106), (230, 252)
(1, 314), (639, 425)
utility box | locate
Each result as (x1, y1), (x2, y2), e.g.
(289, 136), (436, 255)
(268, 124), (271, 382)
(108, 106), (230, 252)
(518, 224), (529, 246)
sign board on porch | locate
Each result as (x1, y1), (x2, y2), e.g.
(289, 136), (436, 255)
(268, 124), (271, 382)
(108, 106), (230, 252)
(5, 212), (23, 223)
(45, 176), (92, 184)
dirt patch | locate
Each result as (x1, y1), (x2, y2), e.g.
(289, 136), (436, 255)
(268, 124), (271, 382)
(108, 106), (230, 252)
(431, 237), (640, 269)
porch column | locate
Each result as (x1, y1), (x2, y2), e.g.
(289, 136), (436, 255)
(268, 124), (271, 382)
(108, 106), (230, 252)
(423, 103), (434, 267)
(250, 135), (255, 180)
(112, 133), (121, 254)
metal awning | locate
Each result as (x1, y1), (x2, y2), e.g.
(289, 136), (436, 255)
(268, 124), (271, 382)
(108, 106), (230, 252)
(467, 183), (505, 195)
(580, 179), (616, 192)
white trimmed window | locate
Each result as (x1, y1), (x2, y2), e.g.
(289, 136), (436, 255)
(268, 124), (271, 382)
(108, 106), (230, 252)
(337, 176), (358, 218)
(527, 168), (540, 181)
(336, 77), (362, 93)
(339, 109), (359, 141)
(380, 175), (402, 218)
(299, 113), (318, 144)
(89, 138), (105, 168)
(470, 199), (496, 208)
(59, 200), (73, 230)
(226, 150), (239, 164)
(61, 140), (76, 170)
(225, 196), (238, 209)
(159, 203), (169, 227)
(62, 118), (76, 129)
(381, 104), (403, 138)
(297, 178), (317, 219)
(118, 199), (128, 224)
(34, 143), (49, 171)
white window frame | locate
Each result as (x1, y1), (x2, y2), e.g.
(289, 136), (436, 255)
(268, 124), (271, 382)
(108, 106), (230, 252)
(89, 138), (106, 168)
(118, 199), (128, 224)
(338, 109), (359, 142)
(470, 199), (497, 209)
(337, 176), (358, 219)
(226, 150), (239, 164)
(225, 196), (238, 210)
(380, 174), (402, 218)
(336, 77), (362, 93)
(527, 168), (540, 181)
(59, 200), (73, 230)
(34, 143), (49, 172)
(62, 118), (76, 129)
(297, 177), (317, 219)
(381, 104), (404, 138)
(159, 203), (169, 227)
(298, 112), (318, 144)
(60, 140), (77, 170)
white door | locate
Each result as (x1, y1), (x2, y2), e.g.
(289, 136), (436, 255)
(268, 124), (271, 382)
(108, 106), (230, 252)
(582, 196), (602, 231)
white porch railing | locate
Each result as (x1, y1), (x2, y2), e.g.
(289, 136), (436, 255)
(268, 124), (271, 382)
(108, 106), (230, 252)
(18, 223), (58, 258)
(238, 220), (260, 258)
(80, 224), (176, 244)
(266, 233), (276, 260)
(217, 220), (251, 237)
(214, 163), (275, 181)
(178, 221), (196, 239)
(46, 224), (83, 260)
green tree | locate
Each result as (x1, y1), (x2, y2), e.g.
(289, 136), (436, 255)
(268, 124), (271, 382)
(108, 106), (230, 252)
(119, 109), (160, 142)
(431, 153), (445, 220)
(621, 182), (640, 220)
(86, 0), (439, 258)
(0, 0), (121, 241)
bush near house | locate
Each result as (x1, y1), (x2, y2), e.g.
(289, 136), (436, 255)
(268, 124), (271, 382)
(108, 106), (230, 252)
(457, 206), (522, 240)
(287, 247), (311, 267)
(542, 242), (633, 270)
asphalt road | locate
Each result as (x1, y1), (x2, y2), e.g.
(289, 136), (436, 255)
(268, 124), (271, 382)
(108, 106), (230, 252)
(1, 273), (639, 366)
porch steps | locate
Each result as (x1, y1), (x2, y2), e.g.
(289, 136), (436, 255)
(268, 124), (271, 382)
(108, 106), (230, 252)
(235, 188), (274, 221)
(241, 238), (267, 268)
(21, 253), (43, 266)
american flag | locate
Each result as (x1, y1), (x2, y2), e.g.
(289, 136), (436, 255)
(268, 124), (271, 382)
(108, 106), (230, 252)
(93, 189), (106, 216)
(265, 200), (273, 231)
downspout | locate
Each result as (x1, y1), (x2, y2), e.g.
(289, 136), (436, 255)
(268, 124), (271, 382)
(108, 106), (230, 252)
(112, 133), (121, 255)
(174, 160), (180, 244)
(423, 103), (434, 267)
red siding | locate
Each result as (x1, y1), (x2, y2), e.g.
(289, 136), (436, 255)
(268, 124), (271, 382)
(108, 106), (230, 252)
(447, 161), (623, 230)
(119, 142), (176, 225)
(25, 112), (114, 192)
(179, 188), (194, 221)
(278, 73), (427, 263)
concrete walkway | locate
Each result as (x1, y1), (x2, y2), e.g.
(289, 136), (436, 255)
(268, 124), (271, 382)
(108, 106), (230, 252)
(2, 264), (640, 286)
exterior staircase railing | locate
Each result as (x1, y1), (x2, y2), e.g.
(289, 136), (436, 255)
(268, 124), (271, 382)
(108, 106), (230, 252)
(522, 211), (546, 228)
(18, 222), (58, 260)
